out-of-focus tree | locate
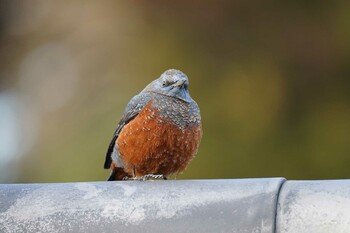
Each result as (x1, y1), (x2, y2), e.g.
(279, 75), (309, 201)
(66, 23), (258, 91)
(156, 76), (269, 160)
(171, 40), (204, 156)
(0, 1), (349, 183)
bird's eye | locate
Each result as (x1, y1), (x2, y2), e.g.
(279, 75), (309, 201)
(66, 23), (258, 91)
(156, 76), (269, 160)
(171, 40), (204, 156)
(162, 80), (175, 87)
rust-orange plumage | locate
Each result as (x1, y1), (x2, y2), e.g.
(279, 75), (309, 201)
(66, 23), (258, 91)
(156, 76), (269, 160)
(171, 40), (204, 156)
(104, 69), (202, 180)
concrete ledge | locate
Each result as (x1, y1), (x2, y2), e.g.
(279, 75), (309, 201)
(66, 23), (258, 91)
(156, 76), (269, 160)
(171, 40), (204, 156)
(2, 178), (350, 233)
(0, 178), (284, 233)
(276, 180), (350, 233)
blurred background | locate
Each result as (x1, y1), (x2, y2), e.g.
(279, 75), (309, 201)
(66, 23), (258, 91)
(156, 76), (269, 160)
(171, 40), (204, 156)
(0, 1), (350, 183)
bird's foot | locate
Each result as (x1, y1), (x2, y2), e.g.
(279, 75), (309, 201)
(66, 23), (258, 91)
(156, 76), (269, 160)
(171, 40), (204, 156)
(123, 174), (167, 181)
(140, 174), (166, 181)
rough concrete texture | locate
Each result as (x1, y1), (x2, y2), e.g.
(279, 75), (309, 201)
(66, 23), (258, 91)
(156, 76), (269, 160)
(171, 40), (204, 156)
(276, 180), (350, 233)
(0, 178), (284, 233)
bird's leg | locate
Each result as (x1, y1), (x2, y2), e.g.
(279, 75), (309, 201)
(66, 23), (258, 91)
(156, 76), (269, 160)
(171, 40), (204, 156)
(122, 174), (165, 181)
(140, 174), (166, 181)
(124, 174), (166, 181)
(122, 168), (167, 181)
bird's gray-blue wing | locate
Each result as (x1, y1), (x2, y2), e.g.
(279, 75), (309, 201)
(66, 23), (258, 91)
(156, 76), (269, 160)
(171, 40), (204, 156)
(104, 92), (152, 169)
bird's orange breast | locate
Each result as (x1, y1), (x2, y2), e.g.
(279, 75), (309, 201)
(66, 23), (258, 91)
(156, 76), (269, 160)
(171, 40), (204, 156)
(116, 101), (202, 177)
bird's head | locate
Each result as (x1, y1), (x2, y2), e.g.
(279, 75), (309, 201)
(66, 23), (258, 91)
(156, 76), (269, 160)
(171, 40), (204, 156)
(143, 69), (192, 102)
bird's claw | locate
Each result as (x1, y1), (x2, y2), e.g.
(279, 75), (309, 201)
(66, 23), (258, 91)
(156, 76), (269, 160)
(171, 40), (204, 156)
(141, 174), (165, 181)
(122, 174), (166, 181)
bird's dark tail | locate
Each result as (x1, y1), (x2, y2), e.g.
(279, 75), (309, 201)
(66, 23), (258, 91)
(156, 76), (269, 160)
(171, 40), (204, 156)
(107, 167), (131, 181)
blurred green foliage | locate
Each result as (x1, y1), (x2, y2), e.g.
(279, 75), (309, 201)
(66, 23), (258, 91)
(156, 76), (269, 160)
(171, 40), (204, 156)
(1, 1), (350, 183)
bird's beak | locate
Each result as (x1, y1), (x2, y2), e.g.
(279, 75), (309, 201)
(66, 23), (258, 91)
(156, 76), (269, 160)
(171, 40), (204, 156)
(171, 79), (186, 87)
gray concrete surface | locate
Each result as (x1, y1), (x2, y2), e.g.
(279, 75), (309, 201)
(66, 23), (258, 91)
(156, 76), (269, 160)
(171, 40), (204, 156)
(276, 180), (350, 233)
(0, 178), (284, 233)
(2, 178), (350, 233)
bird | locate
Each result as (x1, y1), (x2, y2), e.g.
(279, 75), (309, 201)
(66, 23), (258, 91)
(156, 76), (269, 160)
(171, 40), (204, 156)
(104, 69), (202, 181)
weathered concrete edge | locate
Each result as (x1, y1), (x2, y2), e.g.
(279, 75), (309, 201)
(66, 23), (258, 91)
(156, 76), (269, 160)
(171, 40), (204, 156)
(0, 178), (285, 233)
(2, 178), (350, 233)
(275, 179), (350, 233)
(273, 178), (287, 233)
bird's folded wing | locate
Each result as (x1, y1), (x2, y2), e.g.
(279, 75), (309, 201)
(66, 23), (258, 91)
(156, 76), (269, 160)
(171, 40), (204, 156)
(104, 92), (152, 169)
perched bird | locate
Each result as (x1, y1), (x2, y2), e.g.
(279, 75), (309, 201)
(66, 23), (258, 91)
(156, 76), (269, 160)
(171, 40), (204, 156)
(104, 69), (202, 181)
